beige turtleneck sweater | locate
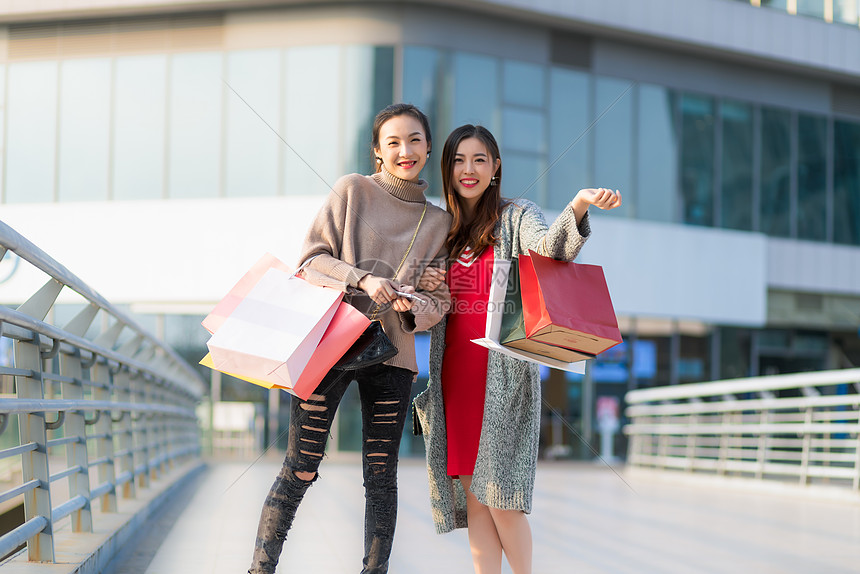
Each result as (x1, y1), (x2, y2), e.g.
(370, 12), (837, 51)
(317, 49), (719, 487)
(297, 167), (452, 375)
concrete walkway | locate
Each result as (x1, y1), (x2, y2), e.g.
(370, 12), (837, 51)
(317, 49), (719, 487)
(134, 455), (860, 574)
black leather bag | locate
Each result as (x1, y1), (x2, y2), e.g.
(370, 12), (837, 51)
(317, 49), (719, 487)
(332, 320), (397, 371)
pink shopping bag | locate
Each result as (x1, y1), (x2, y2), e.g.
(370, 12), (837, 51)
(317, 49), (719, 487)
(202, 253), (292, 334)
(202, 255), (369, 399)
(201, 300), (368, 399)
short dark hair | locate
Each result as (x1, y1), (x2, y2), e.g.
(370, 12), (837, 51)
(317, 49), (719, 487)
(370, 103), (432, 172)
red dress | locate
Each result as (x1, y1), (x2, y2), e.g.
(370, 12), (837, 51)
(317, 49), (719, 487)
(441, 246), (494, 477)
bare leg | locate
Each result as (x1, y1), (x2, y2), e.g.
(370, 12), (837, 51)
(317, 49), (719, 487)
(487, 506), (532, 574)
(460, 475), (503, 574)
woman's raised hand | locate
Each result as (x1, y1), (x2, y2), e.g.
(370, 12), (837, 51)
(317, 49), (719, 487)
(576, 188), (622, 210)
(571, 187), (622, 224)
(417, 266), (446, 292)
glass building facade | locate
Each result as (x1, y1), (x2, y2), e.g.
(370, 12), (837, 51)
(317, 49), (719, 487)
(749, 0), (860, 25)
(2, 45), (394, 203)
(5, 43), (858, 247)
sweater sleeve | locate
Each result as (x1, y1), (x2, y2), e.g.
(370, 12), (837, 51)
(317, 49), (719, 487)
(296, 177), (372, 290)
(399, 248), (452, 334)
(517, 200), (591, 261)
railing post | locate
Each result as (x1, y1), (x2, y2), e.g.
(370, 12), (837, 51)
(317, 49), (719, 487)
(157, 384), (168, 475)
(15, 333), (55, 562)
(756, 409), (770, 480)
(685, 413), (698, 472)
(130, 369), (150, 490)
(114, 367), (136, 499)
(143, 376), (158, 483)
(657, 407), (670, 470)
(853, 406), (860, 491)
(799, 406), (813, 486)
(59, 348), (93, 533)
(91, 359), (118, 512)
(627, 411), (641, 466)
(718, 411), (730, 476)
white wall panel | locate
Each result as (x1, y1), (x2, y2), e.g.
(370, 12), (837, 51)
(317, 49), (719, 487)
(3, 201), (859, 326)
(768, 239), (860, 296)
(0, 197), (325, 308)
(573, 215), (768, 326)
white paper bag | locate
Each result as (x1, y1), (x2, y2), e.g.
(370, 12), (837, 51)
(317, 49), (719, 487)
(206, 267), (344, 387)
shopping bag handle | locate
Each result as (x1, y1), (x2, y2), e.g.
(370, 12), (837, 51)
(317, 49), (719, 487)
(293, 254), (323, 278)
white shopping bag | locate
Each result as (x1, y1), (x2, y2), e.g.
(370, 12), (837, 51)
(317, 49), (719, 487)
(471, 259), (586, 374)
(206, 267), (344, 387)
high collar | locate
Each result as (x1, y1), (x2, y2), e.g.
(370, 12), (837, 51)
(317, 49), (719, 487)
(371, 166), (428, 203)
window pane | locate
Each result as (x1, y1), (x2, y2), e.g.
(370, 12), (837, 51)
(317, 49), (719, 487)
(760, 107), (792, 237)
(503, 60), (544, 108)
(834, 120), (860, 245)
(403, 46), (444, 194)
(502, 108), (545, 154)
(594, 76), (633, 217)
(0, 64), (4, 201)
(761, 0), (788, 9)
(6, 61), (57, 203)
(680, 334), (711, 383)
(548, 67), (590, 211)
(225, 50), (280, 197)
(834, 0), (859, 24)
(638, 84), (677, 223)
(58, 59), (111, 202)
(453, 52), (499, 131)
(721, 101), (753, 231)
(797, 0), (825, 18)
(168, 52), (222, 199)
(680, 94), (715, 226)
(403, 46), (440, 113)
(343, 46), (394, 178)
(797, 114), (826, 241)
(113, 55), (166, 200)
(502, 153), (544, 204)
(284, 46), (341, 195)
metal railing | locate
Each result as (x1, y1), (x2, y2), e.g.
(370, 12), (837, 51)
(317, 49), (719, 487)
(0, 220), (206, 562)
(624, 369), (860, 491)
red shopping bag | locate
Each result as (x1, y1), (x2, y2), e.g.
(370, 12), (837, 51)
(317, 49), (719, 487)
(519, 250), (621, 355)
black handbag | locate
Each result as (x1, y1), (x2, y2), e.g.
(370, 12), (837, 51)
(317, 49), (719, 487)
(332, 320), (397, 370)
(331, 203), (427, 371)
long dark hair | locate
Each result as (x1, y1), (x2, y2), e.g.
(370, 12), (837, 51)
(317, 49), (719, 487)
(370, 103), (432, 173)
(441, 124), (506, 262)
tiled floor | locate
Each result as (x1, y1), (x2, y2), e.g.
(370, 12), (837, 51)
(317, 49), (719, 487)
(137, 455), (860, 574)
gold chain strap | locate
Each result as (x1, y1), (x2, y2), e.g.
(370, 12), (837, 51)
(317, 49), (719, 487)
(370, 203), (427, 321)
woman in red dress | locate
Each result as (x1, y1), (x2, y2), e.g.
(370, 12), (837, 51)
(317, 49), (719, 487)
(442, 244), (494, 476)
(417, 125), (621, 574)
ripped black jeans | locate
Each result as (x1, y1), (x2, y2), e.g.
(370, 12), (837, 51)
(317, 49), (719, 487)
(249, 363), (413, 574)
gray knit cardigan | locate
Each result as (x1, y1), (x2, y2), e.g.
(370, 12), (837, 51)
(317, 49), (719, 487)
(413, 198), (591, 534)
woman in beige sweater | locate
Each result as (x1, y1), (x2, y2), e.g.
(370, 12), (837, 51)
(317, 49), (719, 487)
(249, 104), (452, 574)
